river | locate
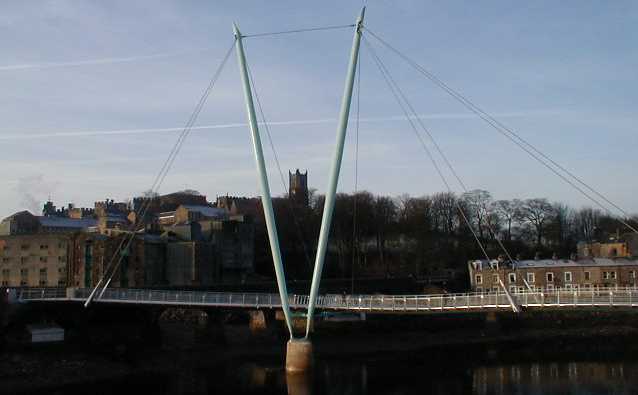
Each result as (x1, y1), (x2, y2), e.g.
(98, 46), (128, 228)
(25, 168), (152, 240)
(35, 354), (638, 395)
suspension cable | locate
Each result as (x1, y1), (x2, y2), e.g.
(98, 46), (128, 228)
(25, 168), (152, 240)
(85, 39), (237, 306)
(364, 38), (521, 267)
(242, 24), (355, 38)
(245, 55), (313, 271)
(363, 27), (638, 235)
(363, 37), (491, 263)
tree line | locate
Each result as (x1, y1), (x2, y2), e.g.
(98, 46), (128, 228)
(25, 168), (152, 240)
(253, 189), (637, 281)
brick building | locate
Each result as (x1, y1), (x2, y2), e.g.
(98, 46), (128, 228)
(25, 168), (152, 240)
(0, 234), (70, 287)
(468, 258), (638, 293)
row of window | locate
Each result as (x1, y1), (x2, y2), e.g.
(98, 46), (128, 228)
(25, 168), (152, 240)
(477, 283), (627, 293)
(0, 256), (66, 263)
(476, 271), (636, 285)
(2, 267), (66, 286)
(1, 243), (67, 251)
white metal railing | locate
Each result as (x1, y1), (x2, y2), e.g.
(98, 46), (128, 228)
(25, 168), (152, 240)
(12, 287), (638, 312)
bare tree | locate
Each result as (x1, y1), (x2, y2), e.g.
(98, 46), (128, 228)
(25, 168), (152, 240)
(518, 198), (555, 247)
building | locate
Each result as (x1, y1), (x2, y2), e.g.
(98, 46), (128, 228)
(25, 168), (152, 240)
(289, 169), (309, 207)
(0, 211), (40, 236)
(0, 234), (71, 287)
(577, 233), (638, 259)
(468, 257), (638, 293)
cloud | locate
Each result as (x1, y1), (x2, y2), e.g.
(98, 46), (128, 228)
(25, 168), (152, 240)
(0, 48), (211, 72)
(0, 109), (560, 141)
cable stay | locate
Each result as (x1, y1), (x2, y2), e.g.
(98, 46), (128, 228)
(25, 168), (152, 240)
(363, 36), (520, 312)
(84, 39), (237, 307)
(241, 24), (355, 39)
(362, 27), (638, 236)
(245, 57), (314, 272)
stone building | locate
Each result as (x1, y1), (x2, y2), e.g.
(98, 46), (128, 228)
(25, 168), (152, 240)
(289, 169), (309, 207)
(468, 258), (638, 293)
(577, 233), (638, 259)
(0, 234), (70, 287)
(0, 211), (40, 236)
(69, 233), (164, 288)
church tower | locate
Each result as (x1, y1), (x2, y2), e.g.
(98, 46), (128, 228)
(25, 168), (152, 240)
(288, 169), (309, 207)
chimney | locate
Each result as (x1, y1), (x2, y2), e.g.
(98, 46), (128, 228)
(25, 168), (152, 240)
(552, 252), (558, 260)
(534, 252), (541, 261)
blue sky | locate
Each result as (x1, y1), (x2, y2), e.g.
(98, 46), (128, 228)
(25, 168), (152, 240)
(1, 1), (636, 218)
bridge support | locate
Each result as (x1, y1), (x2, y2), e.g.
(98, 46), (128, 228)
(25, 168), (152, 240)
(286, 338), (314, 373)
(234, 22), (294, 337)
(305, 6), (366, 338)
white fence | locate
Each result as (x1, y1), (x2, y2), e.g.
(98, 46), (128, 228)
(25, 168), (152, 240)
(13, 287), (638, 312)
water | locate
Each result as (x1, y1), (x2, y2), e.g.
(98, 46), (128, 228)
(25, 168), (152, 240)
(40, 356), (637, 395)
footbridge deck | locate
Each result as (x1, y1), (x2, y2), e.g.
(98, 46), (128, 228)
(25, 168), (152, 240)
(11, 287), (638, 313)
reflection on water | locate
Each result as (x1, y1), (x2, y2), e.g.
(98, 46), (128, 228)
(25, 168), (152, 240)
(32, 354), (638, 395)
(199, 359), (638, 395)
(472, 362), (637, 395)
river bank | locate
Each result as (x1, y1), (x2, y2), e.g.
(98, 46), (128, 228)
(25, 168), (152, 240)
(4, 309), (638, 393)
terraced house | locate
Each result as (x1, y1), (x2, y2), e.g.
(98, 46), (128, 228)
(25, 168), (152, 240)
(468, 257), (638, 293)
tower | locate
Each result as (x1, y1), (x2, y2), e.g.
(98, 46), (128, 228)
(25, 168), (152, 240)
(288, 169), (309, 207)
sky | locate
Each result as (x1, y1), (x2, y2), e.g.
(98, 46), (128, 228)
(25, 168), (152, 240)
(0, 1), (637, 219)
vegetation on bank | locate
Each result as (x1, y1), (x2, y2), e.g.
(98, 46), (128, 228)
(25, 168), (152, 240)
(254, 189), (638, 283)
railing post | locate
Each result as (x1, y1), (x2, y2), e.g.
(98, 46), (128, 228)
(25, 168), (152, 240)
(557, 290), (560, 306)
(610, 291), (613, 307)
(541, 292), (544, 307)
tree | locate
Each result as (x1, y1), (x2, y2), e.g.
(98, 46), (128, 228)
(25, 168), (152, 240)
(492, 199), (522, 242)
(518, 198), (555, 247)
(461, 189), (493, 239)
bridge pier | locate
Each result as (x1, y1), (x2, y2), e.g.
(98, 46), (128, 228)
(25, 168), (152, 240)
(286, 338), (313, 373)
(484, 311), (501, 336)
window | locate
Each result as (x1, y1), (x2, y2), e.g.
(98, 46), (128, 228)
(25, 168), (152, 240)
(58, 256), (65, 262)
(583, 283), (591, 290)
(2, 257), (10, 263)
(1, 269), (9, 286)
(20, 268), (28, 286)
(564, 272), (572, 283)
(584, 271), (591, 281)
(546, 284), (554, 291)
(39, 268), (47, 286)
(20, 244), (29, 250)
(57, 278), (66, 286)
(476, 287), (483, 292)
(611, 271), (617, 280)
(565, 284), (573, 290)
(20, 257), (28, 264)
(39, 256), (48, 263)
(3, 245), (9, 251)
(508, 273), (516, 283)
(631, 271), (636, 279)
(493, 274), (499, 284)
(509, 286), (517, 293)
(39, 244), (48, 250)
(526, 273), (535, 283)
(475, 274), (483, 284)
(603, 271), (616, 280)
(546, 272), (554, 283)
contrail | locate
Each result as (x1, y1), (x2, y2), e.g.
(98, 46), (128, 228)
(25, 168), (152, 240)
(0, 110), (559, 141)
(0, 48), (210, 72)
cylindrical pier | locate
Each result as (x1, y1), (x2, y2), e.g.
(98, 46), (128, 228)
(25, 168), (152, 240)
(286, 338), (313, 373)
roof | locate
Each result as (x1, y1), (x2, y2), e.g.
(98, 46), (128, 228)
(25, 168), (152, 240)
(473, 258), (638, 269)
(1, 211), (36, 222)
(180, 205), (227, 219)
(37, 216), (98, 229)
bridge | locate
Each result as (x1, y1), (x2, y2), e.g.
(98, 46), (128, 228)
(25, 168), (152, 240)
(13, 287), (638, 312)
(18, 6), (636, 374)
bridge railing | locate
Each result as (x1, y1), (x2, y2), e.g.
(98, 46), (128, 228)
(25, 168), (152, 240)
(12, 287), (638, 311)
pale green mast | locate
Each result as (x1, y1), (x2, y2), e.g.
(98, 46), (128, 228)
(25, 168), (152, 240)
(233, 23), (295, 337)
(305, 7), (366, 338)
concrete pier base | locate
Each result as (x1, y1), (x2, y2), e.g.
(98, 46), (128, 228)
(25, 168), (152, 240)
(286, 338), (313, 373)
